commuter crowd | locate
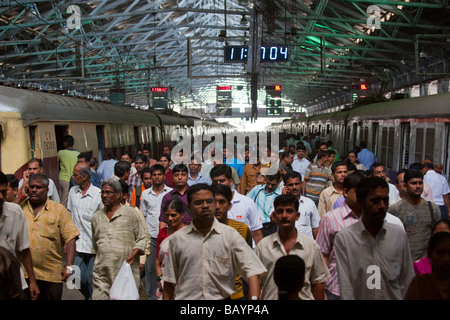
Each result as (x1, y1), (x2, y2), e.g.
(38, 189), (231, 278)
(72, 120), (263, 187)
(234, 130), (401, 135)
(1, 132), (449, 301)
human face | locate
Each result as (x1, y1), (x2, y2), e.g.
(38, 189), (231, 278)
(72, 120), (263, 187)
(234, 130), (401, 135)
(101, 184), (121, 207)
(188, 161), (201, 174)
(285, 177), (302, 198)
(27, 179), (48, 205)
(27, 161), (43, 175)
(173, 171), (188, 188)
(333, 165), (348, 184)
(434, 164), (443, 174)
(214, 193), (232, 223)
(72, 165), (86, 186)
(159, 156), (170, 169)
(163, 146), (171, 155)
(428, 238), (450, 278)
(372, 166), (386, 179)
(296, 149), (305, 160)
(5, 183), (18, 202)
(151, 170), (165, 186)
(361, 187), (389, 228)
(120, 154), (132, 163)
(134, 159), (147, 173)
(211, 174), (234, 189)
(284, 153), (294, 166)
(189, 189), (215, 221)
(265, 178), (279, 193)
(320, 145), (328, 151)
(142, 172), (153, 189)
(405, 177), (423, 198)
(165, 208), (184, 230)
(143, 149), (151, 158)
(272, 203), (299, 230)
(327, 154), (336, 164)
(348, 152), (357, 164)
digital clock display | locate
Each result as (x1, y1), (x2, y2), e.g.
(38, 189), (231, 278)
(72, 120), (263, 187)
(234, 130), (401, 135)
(224, 46), (289, 63)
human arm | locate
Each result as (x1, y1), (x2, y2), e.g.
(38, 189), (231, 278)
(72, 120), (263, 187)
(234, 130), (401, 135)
(443, 193), (450, 217)
(162, 281), (176, 300)
(247, 275), (261, 300)
(17, 248), (39, 300)
(252, 229), (263, 246)
(311, 282), (325, 300)
(61, 237), (77, 281)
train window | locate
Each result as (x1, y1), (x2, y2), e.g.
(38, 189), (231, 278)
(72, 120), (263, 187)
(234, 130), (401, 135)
(29, 125), (37, 159)
(414, 128), (424, 163)
(96, 126), (105, 163)
(424, 128), (435, 163)
(372, 123), (379, 156)
(134, 126), (140, 155)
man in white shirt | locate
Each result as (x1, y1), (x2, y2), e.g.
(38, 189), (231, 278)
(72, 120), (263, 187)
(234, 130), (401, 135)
(67, 162), (103, 300)
(210, 164), (263, 245)
(162, 183), (267, 300)
(292, 144), (310, 182)
(140, 164), (172, 300)
(422, 161), (450, 219)
(282, 171), (320, 239)
(334, 176), (414, 300)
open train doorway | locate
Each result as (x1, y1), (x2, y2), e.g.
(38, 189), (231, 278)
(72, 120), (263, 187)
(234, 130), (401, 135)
(54, 125), (68, 151)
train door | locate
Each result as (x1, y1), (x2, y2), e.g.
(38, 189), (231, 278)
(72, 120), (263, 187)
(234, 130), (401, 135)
(96, 126), (105, 163)
(400, 122), (411, 170)
(445, 124), (450, 184)
(352, 123), (358, 151)
(54, 125), (68, 151)
(372, 122), (379, 156)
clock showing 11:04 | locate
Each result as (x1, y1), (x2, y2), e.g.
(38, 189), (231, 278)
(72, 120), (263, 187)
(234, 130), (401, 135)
(224, 45), (289, 63)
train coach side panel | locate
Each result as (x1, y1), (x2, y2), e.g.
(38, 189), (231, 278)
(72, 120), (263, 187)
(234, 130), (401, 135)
(0, 113), (29, 176)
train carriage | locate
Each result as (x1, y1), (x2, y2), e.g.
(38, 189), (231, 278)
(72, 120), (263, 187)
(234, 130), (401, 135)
(269, 92), (450, 182)
(0, 85), (228, 187)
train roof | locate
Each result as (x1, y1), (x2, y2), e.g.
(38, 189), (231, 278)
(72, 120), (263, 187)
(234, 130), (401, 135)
(0, 85), (209, 128)
(346, 92), (450, 121)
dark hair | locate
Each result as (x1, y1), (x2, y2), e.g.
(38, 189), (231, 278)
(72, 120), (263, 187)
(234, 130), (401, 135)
(28, 158), (43, 168)
(327, 149), (336, 156)
(163, 198), (185, 215)
(274, 255), (305, 300)
(210, 164), (233, 180)
(28, 173), (49, 189)
(118, 179), (129, 195)
(331, 161), (347, 173)
(427, 232), (450, 258)
(319, 141), (327, 148)
(356, 176), (388, 202)
(281, 150), (295, 159)
(273, 193), (299, 212)
(210, 183), (232, 203)
(114, 161), (131, 177)
(160, 153), (171, 162)
(369, 162), (385, 176)
(150, 164), (165, 175)
(140, 167), (153, 179)
(63, 135), (75, 146)
(187, 183), (213, 205)
(343, 172), (364, 190)
(423, 162), (434, 170)
(283, 171), (302, 184)
(404, 169), (423, 184)
(409, 163), (424, 171)
(432, 219), (450, 233)
(135, 153), (148, 163)
(360, 141), (368, 149)
(77, 153), (91, 162)
(121, 151), (133, 159)
(172, 164), (188, 174)
(5, 174), (18, 189)
(266, 170), (281, 182)
(0, 171), (7, 185)
(296, 143), (306, 151)
(317, 149), (328, 159)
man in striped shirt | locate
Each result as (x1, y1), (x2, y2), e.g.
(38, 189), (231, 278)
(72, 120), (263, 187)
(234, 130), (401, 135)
(246, 171), (282, 237)
(303, 150), (331, 206)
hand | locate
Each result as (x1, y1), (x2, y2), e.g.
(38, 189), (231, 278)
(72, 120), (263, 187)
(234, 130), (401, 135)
(139, 263), (145, 273)
(28, 280), (40, 300)
(61, 266), (72, 282)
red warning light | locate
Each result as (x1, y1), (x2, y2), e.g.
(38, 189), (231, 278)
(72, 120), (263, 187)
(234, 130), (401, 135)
(360, 84), (367, 90)
(216, 86), (232, 91)
(151, 87), (168, 92)
(274, 85), (282, 91)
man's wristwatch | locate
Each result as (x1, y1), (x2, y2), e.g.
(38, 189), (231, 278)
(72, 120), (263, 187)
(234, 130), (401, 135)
(65, 265), (74, 273)
(251, 295), (259, 300)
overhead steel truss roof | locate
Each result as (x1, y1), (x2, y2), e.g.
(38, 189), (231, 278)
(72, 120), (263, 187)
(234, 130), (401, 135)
(0, 0), (449, 115)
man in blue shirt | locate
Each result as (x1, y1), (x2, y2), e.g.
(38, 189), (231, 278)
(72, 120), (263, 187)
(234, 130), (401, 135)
(357, 141), (377, 170)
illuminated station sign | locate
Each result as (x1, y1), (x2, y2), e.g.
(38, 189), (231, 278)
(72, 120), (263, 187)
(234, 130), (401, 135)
(224, 45), (289, 63)
(151, 87), (169, 109)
